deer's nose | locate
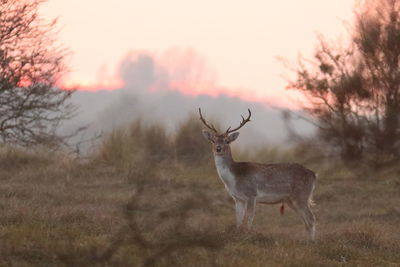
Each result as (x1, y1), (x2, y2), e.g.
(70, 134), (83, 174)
(216, 146), (222, 152)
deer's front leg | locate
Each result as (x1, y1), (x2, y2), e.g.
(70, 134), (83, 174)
(244, 197), (256, 230)
(234, 199), (246, 229)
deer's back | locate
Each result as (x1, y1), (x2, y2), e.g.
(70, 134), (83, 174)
(233, 162), (316, 201)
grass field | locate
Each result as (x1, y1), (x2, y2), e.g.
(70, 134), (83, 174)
(1, 121), (400, 266)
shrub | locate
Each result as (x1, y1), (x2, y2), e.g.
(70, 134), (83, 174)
(174, 115), (212, 166)
(97, 120), (172, 167)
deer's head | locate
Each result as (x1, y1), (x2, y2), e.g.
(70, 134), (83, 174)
(199, 108), (251, 156)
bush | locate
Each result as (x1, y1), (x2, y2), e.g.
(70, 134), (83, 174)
(174, 115), (213, 166)
(98, 116), (215, 169)
(97, 120), (173, 168)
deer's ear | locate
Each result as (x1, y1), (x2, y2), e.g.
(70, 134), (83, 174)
(227, 132), (239, 143)
(202, 130), (215, 143)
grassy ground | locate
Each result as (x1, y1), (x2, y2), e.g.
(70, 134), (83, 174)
(0, 142), (399, 267)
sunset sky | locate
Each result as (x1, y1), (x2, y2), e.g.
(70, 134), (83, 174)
(40, 0), (356, 107)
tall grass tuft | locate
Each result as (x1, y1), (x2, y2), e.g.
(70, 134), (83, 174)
(0, 145), (53, 169)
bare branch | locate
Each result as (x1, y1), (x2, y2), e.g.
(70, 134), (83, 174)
(0, 0), (74, 147)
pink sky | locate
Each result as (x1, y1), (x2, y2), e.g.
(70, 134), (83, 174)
(40, 0), (356, 107)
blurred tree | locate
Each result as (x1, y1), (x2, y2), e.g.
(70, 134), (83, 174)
(288, 0), (400, 163)
(0, 0), (74, 147)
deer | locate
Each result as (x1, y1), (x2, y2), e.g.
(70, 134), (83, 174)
(199, 108), (316, 240)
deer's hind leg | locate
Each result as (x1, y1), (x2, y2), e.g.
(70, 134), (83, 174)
(287, 199), (316, 240)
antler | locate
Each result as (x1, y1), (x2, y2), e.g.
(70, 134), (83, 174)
(225, 108), (252, 134)
(198, 108), (218, 133)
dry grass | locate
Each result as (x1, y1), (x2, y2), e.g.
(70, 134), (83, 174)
(1, 121), (400, 266)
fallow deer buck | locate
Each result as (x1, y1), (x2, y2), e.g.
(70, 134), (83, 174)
(199, 108), (316, 240)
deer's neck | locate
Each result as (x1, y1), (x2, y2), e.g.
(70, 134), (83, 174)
(214, 152), (237, 190)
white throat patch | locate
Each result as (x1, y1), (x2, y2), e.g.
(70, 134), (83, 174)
(214, 156), (236, 190)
